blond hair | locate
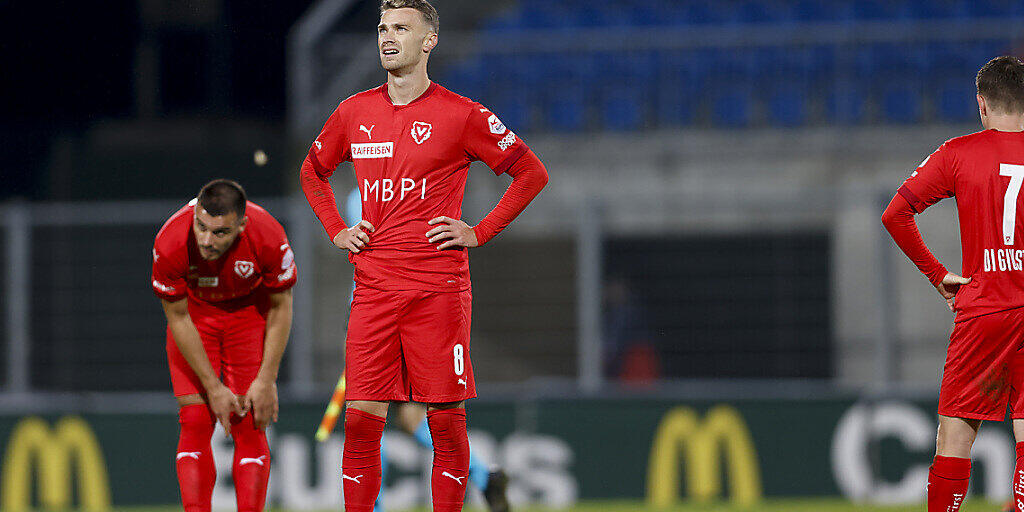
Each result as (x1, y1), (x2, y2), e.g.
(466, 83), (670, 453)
(380, 0), (439, 34)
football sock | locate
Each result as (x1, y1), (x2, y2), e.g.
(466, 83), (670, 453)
(230, 413), (271, 512)
(928, 455), (970, 512)
(176, 404), (216, 512)
(415, 416), (489, 491)
(343, 409), (387, 512)
(1014, 442), (1024, 511)
(428, 409), (470, 512)
(374, 435), (388, 512)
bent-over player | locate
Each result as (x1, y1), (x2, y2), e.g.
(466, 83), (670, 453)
(152, 179), (297, 512)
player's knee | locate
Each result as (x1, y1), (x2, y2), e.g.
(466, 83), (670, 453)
(179, 404), (215, 431)
(426, 400), (464, 412)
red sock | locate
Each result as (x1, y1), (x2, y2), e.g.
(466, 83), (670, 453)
(428, 409), (470, 512)
(231, 413), (270, 512)
(176, 404), (216, 512)
(928, 455), (971, 512)
(1014, 442), (1024, 511)
(342, 409), (386, 512)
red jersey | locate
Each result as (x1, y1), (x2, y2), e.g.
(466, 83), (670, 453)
(301, 82), (531, 292)
(151, 199), (297, 307)
(897, 129), (1024, 321)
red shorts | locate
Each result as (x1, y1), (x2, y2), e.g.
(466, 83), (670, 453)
(167, 301), (266, 397)
(344, 287), (476, 403)
(938, 307), (1024, 421)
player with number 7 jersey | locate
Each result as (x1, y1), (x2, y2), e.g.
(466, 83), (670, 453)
(881, 56), (1024, 512)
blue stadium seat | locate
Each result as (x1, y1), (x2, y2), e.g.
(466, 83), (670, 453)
(544, 91), (587, 132)
(765, 83), (809, 127)
(826, 81), (868, 124)
(879, 80), (923, 123)
(489, 93), (531, 133)
(792, 0), (841, 22)
(935, 80), (978, 123)
(602, 87), (645, 131)
(711, 86), (753, 127)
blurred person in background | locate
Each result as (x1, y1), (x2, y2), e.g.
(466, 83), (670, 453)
(298, 0), (548, 510)
(881, 56), (1024, 512)
(152, 179), (297, 512)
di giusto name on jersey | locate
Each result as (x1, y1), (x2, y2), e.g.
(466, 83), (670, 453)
(351, 142), (394, 159)
(983, 248), (1024, 272)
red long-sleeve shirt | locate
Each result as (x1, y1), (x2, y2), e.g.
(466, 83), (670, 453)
(299, 82), (548, 292)
(882, 129), (1024, 321)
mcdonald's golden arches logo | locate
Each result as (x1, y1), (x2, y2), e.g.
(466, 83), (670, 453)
(647, 405), (762, 507)
(1, 416), (112, 512)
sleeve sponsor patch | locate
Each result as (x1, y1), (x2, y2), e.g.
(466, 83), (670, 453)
(281, 245), (295, 270)
(498, 131), (517, 151)
(277, 265), (295, 282)
(152, 280), (176, 294)
(488, 114), (506, 135)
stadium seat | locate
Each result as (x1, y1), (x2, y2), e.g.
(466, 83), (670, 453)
(826, 81), (868, 124)
(602, 87), (645, 131)
(879, 80), (923, 124)
(488, 93), (531, 133)
(935, 80), (978, 123)
(711, 86), (753, 127)
(544, 91), (587, 132)
(765, 83), (809, 127)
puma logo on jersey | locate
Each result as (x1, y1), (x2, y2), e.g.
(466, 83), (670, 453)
(442, 472), (465, 485)
(314, 140), (322, 151)
(176, 451), (202, 461)
(240, 455), (267, 466)
(411, 121), (432, 144)
(458, 378), (467, 388)
(359, 124), (375, 139)
(342, 474), (363, 484)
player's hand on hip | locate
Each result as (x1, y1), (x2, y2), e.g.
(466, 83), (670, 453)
(426, 216), (478, 250)
(243, 378), (279, 430)
(936, 272), (971, 312)
(333, 220), (375, 253)
(207, 382), (244, 436)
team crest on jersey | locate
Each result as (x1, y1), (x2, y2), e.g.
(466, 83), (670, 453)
(411, 121), (432, 144)
(234, 260), (255, 279)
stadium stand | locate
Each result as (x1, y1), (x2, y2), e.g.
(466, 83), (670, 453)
(439, 0), (1022, 131)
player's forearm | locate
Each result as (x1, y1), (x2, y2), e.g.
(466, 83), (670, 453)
(299, 156), (347, 239)
(881, 193), (948, 285)
(473, 150), (549, 245)
(166, 313), (223, 391)
(256, 292), (293, 383)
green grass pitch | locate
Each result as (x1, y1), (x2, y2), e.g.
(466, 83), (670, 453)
(113, 498), (1006, 512)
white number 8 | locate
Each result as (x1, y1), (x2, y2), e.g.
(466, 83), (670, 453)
(453, 344), (464, 376)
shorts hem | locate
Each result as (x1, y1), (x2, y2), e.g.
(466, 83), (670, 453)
(938, 408), (1004, 421)
(410, 393), (476, 403)
(344, 393), (411, 402)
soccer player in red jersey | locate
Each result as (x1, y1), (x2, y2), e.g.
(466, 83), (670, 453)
(881, 56), (1024, 512)
(297, 1), (548, 510)
(152, 179), (297, 512)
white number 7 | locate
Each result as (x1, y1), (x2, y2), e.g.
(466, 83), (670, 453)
(1000, 163), (1024, 245)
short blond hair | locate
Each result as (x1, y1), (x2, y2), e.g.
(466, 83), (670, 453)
(380, 0), (439, 34)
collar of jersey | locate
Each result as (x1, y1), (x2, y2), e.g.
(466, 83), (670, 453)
(380, 81), (438, 108)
